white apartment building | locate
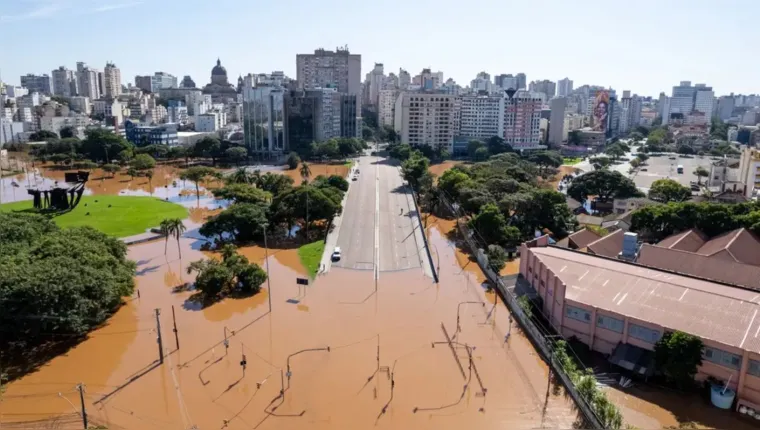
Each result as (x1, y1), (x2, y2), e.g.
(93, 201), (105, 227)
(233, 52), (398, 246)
(470, 72), (494, 94)
(6, 86), (28, 98)
(738, 147), (760, 199)
(103, 63), (122, 97)
(398, 69), (411, 89)
(76, 63), (100, 99)
(185, 92), (212, 116)
(458, 94), (505, 140)
(398, 92), (455, 151)
(0, 118), (25, 146)
(378, 89), (399, 128)
(167, 104), (188, 124)
(52, 67), (76, 97)
(40, 115), (89, 136)
(68, 96), (90, 114)
(365, 63), (385, 107)
(196, 113), (219, 132)
(504, 90), (543, 149)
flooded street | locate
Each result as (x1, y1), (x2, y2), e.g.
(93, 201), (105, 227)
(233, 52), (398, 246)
(1, 215), (577, 430)
(1, 158), (578, 429)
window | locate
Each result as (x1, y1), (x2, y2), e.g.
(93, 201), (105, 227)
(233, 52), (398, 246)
(748, 360), (760, 377)
(565, 305), (591, 323)
(628, 323), (661, 343)
(703, 347), (741, 370)
(596, 315), (624, 333)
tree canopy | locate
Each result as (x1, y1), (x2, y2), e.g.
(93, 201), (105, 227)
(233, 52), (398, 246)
(567, 170), (642, 203)
(654, 331), (703, 389)
(631, 200), (760, 240)
(0, 213), (135, 376)
(212, 183), (271, 204)
(187, 245), (267, 300)
(647, 179), (692, 203)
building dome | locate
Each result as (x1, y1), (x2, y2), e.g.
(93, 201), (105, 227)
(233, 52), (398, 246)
(211, 58), (227, 77)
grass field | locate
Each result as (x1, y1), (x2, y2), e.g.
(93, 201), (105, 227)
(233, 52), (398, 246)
(0, 195), (188, 238)
(562, 157), (583, 165)
(297, 240), (325, 278)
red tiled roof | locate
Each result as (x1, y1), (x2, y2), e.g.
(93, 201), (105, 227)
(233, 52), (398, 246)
(697, 228), (760, 266)
(637, 244), (760, 291)
(532, 247), (760, 353)
(586, 229), (624, 258)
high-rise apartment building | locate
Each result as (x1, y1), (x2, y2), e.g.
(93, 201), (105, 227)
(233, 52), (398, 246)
(364, 63), (385, 107)
(103, 63), (122, 97)
(19, 74), (51, 94)
(694, 84), (715, 117)
(669, 81), (696, 116)
(296, 47), (361, 100)
(516, 73), (527, 90)
(284, 88), (358, 151)
(717, 96), (736, 121)
(618, 92), (643, 134)
(504, 90), (542, 148)
(378, 89), (399, 128)
(470, 72), (494, 94)
(528, 80), (556, 99)
(52, 67), (77, 97)
(398, 69), (411, 90)
(458, 94), (504, 140)
(557, 78), (573, 97)
(398, 92), (455, 151)
(135, 76), (153, 93)
(548, 96), (567, 147)
(76, 63), (100, 99)
(242, 84), (286, 154)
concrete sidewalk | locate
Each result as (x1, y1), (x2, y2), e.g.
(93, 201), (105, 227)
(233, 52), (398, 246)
(399, 171), (434, 280)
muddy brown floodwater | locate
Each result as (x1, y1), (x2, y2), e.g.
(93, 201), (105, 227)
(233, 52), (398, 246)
(1, 164), (579, 429)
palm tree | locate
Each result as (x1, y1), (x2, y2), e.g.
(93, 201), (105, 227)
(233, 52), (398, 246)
(299, 162), (312, 183)
(179, 166), (215, 201)
(229, 167), (252, 185)
(159, 219), (172, 255)
(146, 169), (154, 195)
(165, 218), (187, 259)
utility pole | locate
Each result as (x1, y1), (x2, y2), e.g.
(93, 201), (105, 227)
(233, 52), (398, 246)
(263, 225), (272, 312)
(171, 305), (179, 350)
(155, 308), (164, 364)
(77, 383), (88, 429)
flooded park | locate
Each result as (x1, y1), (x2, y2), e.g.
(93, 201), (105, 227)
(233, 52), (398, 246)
(0, 155), (580, 429)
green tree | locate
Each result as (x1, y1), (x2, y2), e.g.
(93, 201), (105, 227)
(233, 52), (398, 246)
(80, 128), (133, 163)
(212, 183), (271, 204)
(102, 163), (120, 178)
(693, 166), (709, 185)
(474, 146), (490, 161)
(0, 214), (135, 372)
(487, 244), (508, 273)
(629, 131), (644, 142)
(228, 167), (253, 185)
(286, 152), (301, 169)
(179, 166), (216, 201)
(567, 170), (642, 203)
(677, 144), (695, 155)
(256, 172), (295, 196)
(528, 151), (563, 174)
(401, 152), (431, 191)
(648, 179), (692, 203)
(187, 259), (233, 298)
(299, 162), (312, 182)
(437, 169), (472, 201)
(467, 140), (485, 159)
(29, 130), (59, 141)
(468, 203), (521, 248)
(604, 144), (626, 160)
(362, 125), (375, 140)
(132, 153), (156, 171)
(199, 202), (269, 243)
(193, 136), (222, 165)
(313, 174), (349, 192)
(126, 167), (138, 180)
(225, 146), (247, 165)
(635, 153), (649, 163)
(389, 143), (412, 161)
(59, 126), (75, 139)
(589, 156), (612, 170)
(486, 136), (511, 155)
(629, 158), (641, 169)
(654, 331), (704, 389)
(145, 169), (154, 193)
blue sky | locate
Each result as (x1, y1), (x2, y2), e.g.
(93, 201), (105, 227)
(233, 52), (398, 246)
(1, 0), (756, 97)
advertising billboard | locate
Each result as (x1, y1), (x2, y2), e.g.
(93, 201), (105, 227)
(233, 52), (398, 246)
(592, 90), (610, 133)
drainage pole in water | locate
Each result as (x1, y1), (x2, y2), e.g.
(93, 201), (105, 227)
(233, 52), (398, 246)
(77, 383), (88, 429)
(155, 308), (164, 364)
(171, 305), (179, 350)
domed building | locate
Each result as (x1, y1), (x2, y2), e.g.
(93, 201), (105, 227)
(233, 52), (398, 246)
(202, 58), (238, 102)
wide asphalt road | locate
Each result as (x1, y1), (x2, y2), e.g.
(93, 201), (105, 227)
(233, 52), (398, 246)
(332, 155), (425, 273)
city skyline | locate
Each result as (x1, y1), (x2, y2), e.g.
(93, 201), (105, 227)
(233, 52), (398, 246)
(1, 0), (758, 97)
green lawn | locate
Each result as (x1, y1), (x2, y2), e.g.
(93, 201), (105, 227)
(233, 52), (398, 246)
(298, 240), (325, 278)
(562, 157), (582, 165)
(0, 195), (188, 238)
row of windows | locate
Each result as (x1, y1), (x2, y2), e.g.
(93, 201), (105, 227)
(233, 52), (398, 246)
(704, 347), (742, 370)
(565, 306), (661, 342)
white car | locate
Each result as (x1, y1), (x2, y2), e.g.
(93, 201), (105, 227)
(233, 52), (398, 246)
(331, 247), (342, 261)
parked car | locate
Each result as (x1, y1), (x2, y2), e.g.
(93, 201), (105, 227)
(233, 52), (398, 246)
(331, 247), (342, 261)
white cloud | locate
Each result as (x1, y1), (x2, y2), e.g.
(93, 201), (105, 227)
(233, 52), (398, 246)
(0, 2), (68, 22)
(92, 1), (143, 12)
